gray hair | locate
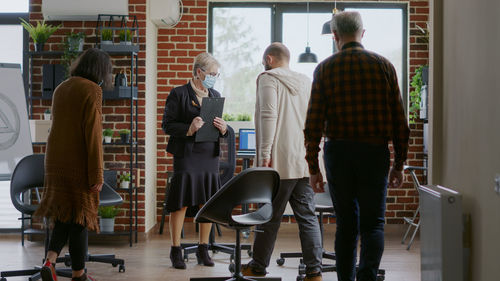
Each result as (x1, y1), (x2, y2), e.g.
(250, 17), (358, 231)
(331, 11), (363, 37)
(193, 52), (220, 77)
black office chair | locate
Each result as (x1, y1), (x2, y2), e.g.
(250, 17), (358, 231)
(61, 170), (125, 272)
(0, 154), (72, 281)
(190, 167), (281, 281)
(182, 125), (252, 262)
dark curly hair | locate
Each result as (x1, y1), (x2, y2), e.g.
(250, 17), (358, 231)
(70, 48), (112, 89)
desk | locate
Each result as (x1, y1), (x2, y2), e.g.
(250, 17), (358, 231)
(236, 150), (255, 238)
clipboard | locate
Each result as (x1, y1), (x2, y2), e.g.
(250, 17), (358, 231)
(195, 97), (225, 142)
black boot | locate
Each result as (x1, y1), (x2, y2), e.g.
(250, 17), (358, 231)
(196, 244), (214, 267)
(170, 246), (186, 269)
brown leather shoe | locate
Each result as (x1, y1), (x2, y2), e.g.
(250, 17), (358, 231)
(241, 264), (266, 277)
(304, 271), (322, 281)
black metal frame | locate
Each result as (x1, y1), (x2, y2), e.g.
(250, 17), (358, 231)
(208, 2), (409, 108)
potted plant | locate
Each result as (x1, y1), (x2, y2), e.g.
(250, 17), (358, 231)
(225, 112), (254, 133)
(67, 31), (85, 52)
(101, 29), (113, 45)
(409, 65), (428, 124)
(98, 206), (120, 232)
(119, 173), (131, 189)
(118, 29), (133, 45)
(19, 18), (61, 52)
(103, 128), (114, 144)
(43, 108), (51, 120)
(119, 129), (130, 143)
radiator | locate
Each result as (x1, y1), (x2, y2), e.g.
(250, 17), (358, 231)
(419, 185), (463, 281)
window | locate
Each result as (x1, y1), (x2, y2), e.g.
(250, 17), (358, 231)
(0, 0), (29, 229)
(210, 2), (408, 117)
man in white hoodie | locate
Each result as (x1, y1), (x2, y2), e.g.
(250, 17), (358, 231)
(242, 42), (323, 281)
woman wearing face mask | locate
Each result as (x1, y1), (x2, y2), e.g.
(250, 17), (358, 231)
(161, 52), (227, 269)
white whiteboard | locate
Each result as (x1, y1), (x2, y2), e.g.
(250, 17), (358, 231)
(0, 63), (33, 180)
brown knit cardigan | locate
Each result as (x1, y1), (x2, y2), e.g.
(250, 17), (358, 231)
(35, 77), (103, 231)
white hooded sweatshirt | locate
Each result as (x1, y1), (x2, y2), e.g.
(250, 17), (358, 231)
(254, 67), (311, 180)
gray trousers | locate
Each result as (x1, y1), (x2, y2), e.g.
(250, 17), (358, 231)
(250, 177), (322, 273)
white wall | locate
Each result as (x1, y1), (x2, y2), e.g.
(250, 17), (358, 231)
(430, 0), (500, 280)
(144, 0), (158, 233)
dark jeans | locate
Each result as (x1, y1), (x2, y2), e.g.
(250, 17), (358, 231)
(48, 220), (88, 271)
(324, 140), (389, 281)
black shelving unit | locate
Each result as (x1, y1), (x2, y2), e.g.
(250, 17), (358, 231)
(25, 48), (140, 247)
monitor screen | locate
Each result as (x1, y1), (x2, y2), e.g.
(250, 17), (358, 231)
(239, 128), (255, 151)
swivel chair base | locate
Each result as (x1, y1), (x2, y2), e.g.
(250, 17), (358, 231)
(61, 253), (125, 273)
(0, 267), (72, 281)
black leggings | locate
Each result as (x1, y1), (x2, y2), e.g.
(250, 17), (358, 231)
(47, 220), (88, 271)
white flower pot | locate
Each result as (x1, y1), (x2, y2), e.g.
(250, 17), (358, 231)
(100, 217), (115, 232)
(120, 181), (130, 189)
(227, 121), (254, 134)
(104, 136), (112, 143)
(120, 41), (132, 45)
(44, 113), (51, 120)
(101, 40), (113, 45)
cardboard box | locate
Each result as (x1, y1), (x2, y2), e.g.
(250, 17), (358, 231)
(29, 120), (51, 143)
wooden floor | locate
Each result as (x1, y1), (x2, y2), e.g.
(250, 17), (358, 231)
(0, 224), (420, 281)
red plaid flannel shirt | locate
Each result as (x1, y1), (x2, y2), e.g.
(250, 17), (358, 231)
(304, 42), (410, 175)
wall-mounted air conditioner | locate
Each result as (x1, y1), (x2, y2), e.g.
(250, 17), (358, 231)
(150, 0), (183, 28)
(43, 0), (129, 21)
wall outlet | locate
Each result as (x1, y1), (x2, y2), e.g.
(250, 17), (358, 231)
(495, 174), (500, 195)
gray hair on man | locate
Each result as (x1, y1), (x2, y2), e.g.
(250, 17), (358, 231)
(192, 52), (220, 77)
(330, 11), (364, 37)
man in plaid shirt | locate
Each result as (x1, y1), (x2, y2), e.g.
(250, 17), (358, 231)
(304, 11), (410, 281)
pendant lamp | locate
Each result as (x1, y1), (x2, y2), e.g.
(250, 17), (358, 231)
(321, 1), (338, 35)
(298, 2), (318, 63)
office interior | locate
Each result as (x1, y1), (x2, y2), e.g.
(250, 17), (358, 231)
(0, 0), (498, 280)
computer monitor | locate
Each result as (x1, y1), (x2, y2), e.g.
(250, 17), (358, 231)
(238, 128), (255, 151)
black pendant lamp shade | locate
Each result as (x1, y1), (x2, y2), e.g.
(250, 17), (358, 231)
(322, 20), (332, 35)
(299, 2), (318, 63)
(298, 46), (318, 63)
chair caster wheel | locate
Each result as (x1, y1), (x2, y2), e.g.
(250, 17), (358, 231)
(276, 258), (285, 266)
(247, 250), (253, 257)
(112, 263), (118, 267)
(119, 264), (125, 272)
(296, 276), (305, 281)
(64, 260), (72, 267)
(229, 263), (235, 273)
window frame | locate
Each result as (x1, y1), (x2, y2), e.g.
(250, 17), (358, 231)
(209, 2), (408, 109)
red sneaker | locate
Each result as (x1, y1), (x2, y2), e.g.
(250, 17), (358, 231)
(41, 260), (57, 281)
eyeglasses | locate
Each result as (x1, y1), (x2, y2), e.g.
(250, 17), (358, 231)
(201, 68), (220, 78)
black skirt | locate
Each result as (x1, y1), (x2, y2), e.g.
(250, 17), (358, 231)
(166, 141), (220, 214)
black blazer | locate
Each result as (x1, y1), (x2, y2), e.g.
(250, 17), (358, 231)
(162, 83), (225, 157)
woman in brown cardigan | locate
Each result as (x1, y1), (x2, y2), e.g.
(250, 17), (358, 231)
(35, 48), (112, 281)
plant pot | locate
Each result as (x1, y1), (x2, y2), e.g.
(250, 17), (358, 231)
(104, 136), (112, 143)
(68, 38), (84, 52)
(101, 40), (113, 45)
(120, 133), (130, 144)
(35, 42), (45, 52)
(100, 217), (115, 232)
(43, 113), (51, 120)
(120, 41), (132, 45)
(120, 181), (130, 189)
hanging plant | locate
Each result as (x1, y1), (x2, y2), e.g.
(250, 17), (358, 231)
(409, 65), (427, 124)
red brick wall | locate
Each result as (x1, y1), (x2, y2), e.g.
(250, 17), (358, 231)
(29, 0), (147, 232)
(156, 0), (429, 226)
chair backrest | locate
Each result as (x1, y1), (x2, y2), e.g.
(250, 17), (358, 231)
(10, 154), (45, 215)
(100, 181), (124, 207)
(219, 125), (236, 186)
(195, 167), (280, 228)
